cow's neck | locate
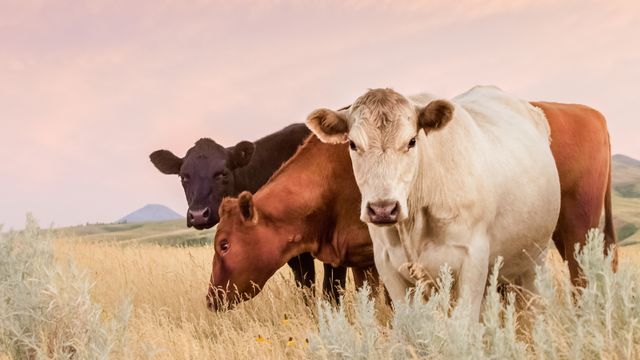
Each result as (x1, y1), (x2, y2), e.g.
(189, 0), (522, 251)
(253, 137), (342, 265)
(408, 113), (482, 224)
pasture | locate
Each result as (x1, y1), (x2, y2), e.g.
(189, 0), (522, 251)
(1, 217), (639, 359)
(3, 2), (639, 359)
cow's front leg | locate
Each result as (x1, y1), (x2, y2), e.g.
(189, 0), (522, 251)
(457, 236), (490, 321)
(374, 246), (412, 303)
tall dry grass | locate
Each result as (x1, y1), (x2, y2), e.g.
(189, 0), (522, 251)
(2, 218), (639, 359)
(54, 240), (333, 359)
(0, 215), (130, 359)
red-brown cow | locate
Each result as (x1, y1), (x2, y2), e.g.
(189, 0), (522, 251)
(206, 136), (376, 310)
(533, 101), (617, 283)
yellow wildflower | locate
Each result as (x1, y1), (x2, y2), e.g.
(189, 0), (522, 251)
(287, 336), (296, 348)
(256, 335), (270, 344)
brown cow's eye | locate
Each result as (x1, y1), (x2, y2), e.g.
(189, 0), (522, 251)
(348, 140), (357, 151)
(219, 240), (230, 253)
(408, 137), (417, 149)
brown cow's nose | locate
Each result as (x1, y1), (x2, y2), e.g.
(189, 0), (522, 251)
(367, 200), (400, 225)
(188, 207), (210, 226)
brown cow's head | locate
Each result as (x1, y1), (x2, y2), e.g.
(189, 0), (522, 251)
(206, 192), (292, 311)
(150, 138), (255, 229)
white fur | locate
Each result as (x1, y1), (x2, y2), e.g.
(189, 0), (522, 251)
(313, 85), (561, 319)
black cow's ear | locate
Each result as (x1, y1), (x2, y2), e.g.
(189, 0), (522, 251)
(228, 141), (255, 169)
(417, 100), (454, 132)
(238, 191), (258, 223)
(149, 150), (183, 174)
(306, 108), (349, 144)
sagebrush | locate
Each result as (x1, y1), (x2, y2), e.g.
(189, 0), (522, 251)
(311, 230), (639, 359)
(0, 215), (131, 359)
(2, 217), (639, 359)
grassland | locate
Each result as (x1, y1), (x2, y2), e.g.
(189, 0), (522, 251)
(54, 220), (215, 247)
(1, 217), (639, 359)
(612, 154), (640, 245)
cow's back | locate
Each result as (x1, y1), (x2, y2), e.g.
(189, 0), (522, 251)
(233, 123), (311, 193)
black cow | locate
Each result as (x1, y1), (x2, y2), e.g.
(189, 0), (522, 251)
(150, 123), (347, 299)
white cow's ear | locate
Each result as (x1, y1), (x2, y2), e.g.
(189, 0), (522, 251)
(306, 108), (349, 144)
(417, 100), (454, 132)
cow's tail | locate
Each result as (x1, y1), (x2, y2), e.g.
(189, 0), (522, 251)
(603, 132), (618, 271)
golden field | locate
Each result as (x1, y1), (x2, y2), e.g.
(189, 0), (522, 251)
(2, 218), (640, 359)
(52, 236), (640, 359)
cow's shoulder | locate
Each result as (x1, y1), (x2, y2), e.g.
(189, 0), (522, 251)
(454, 86), (551, 140)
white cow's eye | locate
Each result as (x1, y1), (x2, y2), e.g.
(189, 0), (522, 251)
(407, 137), (417, 149)
(349, 140), (357, 151)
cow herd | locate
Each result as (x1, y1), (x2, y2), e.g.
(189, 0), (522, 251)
(150, 85), (617, 315)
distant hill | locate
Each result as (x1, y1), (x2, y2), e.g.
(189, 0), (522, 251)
(612, 154), (640, 198)
(611, 154), (640, 245)
(613, 154), (640, 168)
(118, 204), (183, 223)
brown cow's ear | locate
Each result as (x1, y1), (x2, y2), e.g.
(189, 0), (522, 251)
(417, 100), (454, 132)
(306, 108), (349, 144)
(238, 191), (258, 223)
(228, 141), (255, 169)
(150, 150), (183, 174)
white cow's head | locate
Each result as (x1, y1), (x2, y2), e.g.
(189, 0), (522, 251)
(307, 89), (454, 225)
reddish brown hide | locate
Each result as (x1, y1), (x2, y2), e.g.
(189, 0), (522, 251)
(206, 101), (617, 309)
(207, 136), (376, 310)
(533, 102), (618, 284)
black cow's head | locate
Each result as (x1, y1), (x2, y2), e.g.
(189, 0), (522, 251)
(150, 138), (255, 229)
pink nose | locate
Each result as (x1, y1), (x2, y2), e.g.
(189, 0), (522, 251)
(367, 200), (400, 224)
(188, 207), (210, 226)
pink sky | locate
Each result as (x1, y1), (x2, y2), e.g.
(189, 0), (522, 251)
(1, 0), (639, 229)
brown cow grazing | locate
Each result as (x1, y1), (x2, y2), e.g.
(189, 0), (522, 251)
(533, 102), (618, 284)
(207, 136), (377, 310)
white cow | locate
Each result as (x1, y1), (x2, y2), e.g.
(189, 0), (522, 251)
(306, 86), (561, 319)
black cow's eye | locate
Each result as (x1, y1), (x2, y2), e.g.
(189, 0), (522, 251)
(180, 174), (190, 182)
(348, 140), (357, 151)
(408, 137), (417, 149)
(219, 240), (230, 253)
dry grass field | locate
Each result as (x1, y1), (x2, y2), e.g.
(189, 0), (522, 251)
(57, 241), (640, 359)
(2, 217), (640, 359)
(55, 241), (325, 359)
